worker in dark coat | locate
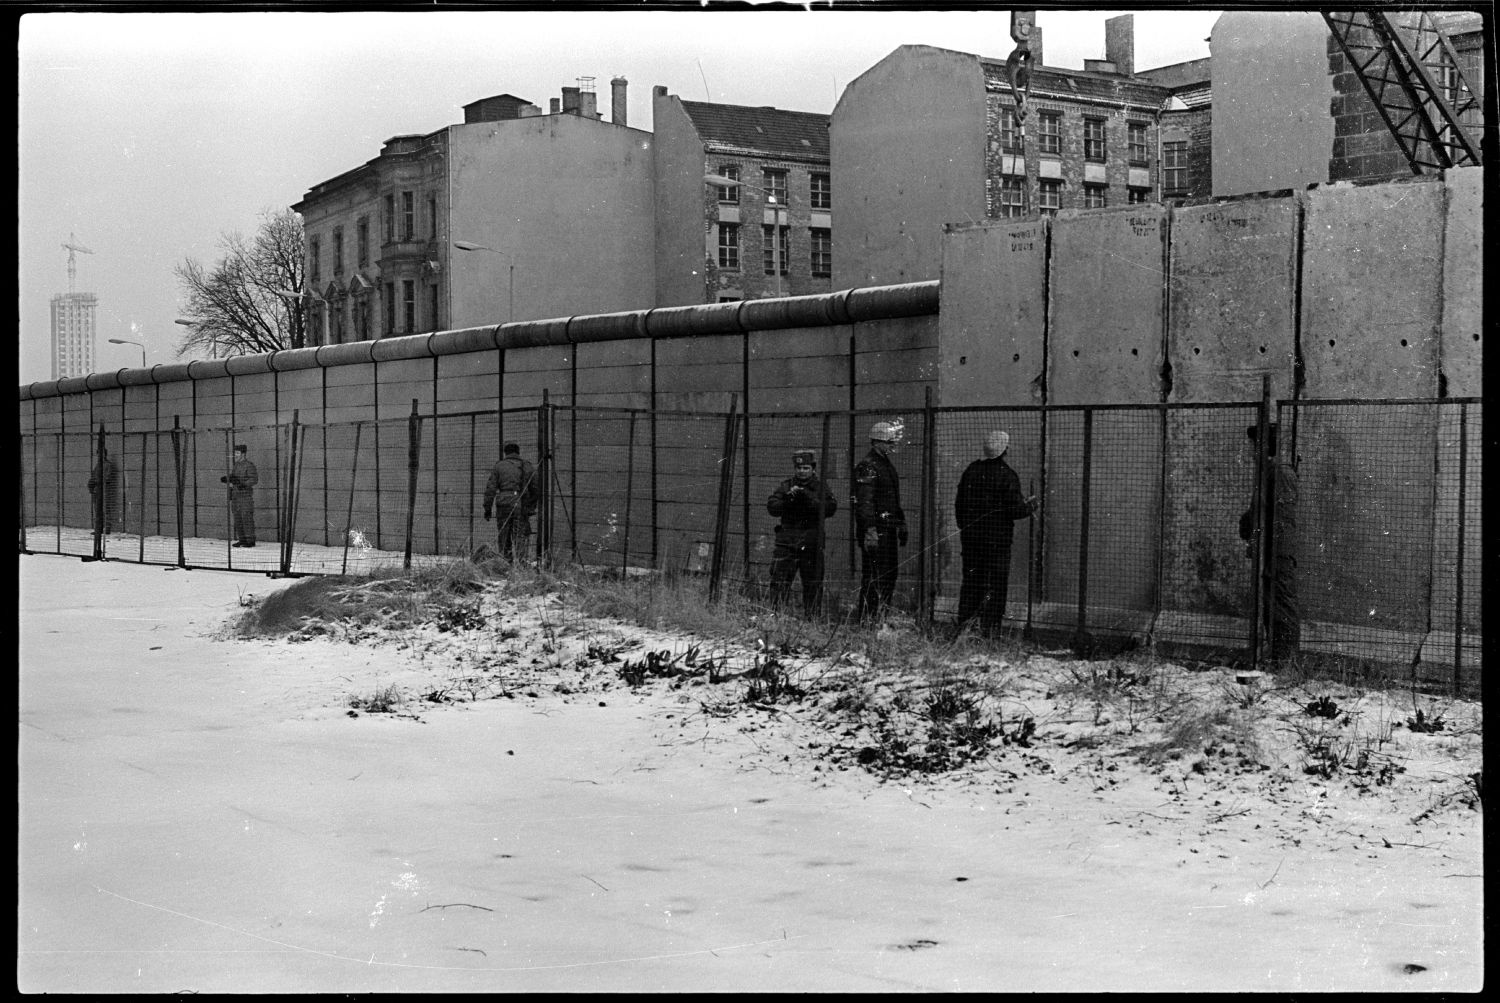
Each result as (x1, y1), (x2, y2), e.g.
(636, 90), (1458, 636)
(955, 430), (1037, 636)
(221, 443), (258, 547)
(87, 447), (121, 535)
(767, 448), (838, 616)
(853, 421), (907, 622)
(483, 442), (539, 562)
(1239, 423), (1299, 661)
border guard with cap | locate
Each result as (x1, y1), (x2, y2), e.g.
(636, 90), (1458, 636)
(220, 443), (259, 548)
(766, 448), (838, 615)
(853, 420), (908, 622)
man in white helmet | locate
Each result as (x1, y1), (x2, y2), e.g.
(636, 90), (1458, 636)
(955, 430), (1037, 635)
(852, 420), (907, 622)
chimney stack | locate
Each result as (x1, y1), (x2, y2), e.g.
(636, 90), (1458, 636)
(561, 86), (580, 115)
(611, 76), (628, 126)
(550, 97), (560, 114)
(1029, 25), (1044, 66)
(1105, 14), (1134, 76)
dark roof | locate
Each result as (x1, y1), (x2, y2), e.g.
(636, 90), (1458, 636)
(680, 99), (830, 159)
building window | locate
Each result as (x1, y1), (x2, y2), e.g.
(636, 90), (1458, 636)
(762, 224), (789, 275)
(1039, 179), (1062, 216)
(357, 217), (369, 268)
(762, 168), (788, 206)
(332, 227), (344, 276)
(428, 196), (438, 240)
(355, 298), (370, 341)
(402, 280), (415, 333)
(384, 282), (395, 335)
(717, 223), (739, 269)
(1083, 184), (1108, 209)
(1128, 187), (1151, 204)
(331, 297), (345, 344)
(810, 227), (831, 276)
(1037, 111), (1062, 156)
(429, 284), (440, 332)
(994, 175), (1024, 218)
(383, 195), (395, 244)
(1084, 118), (1106, 162)
(810, 173), (831, 210)
(401, 192), (415, 241)
(1128, 121), (1149, 166)
(1163, 141), (1188, 195)
(309, 236), (320, 285)
(1000, 107), (1020, 153)
(716, 165), (740, 202)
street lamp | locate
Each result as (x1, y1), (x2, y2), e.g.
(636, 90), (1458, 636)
(107, 337), (146, 368)
(274, 288), (330, 346)
(453, 241), (515, 323)
(705, 173), (785, 298)
(174, 318), (220, 359)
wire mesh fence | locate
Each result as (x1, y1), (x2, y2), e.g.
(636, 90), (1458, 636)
(19, 398), (1480, 692)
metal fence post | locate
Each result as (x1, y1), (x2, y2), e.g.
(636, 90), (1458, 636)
(1074, 408), (1093, 648)
(91, 424), (106, 561)
(136, 433), (147, 563)
(1453, 401), (1467, 696)
(919, 386), (936, 628)
(18, 434), (27, 554)
(536, 393), (551, 566)
(172, 416), (185, 568)
(817, 413), (831, 618)
(621, 410), (636, 575)
(341, 422), (363, 576)
(1249, 379), (1272, 670)
(403, 399), (421, 570)
(709, 394), (740, 604)
(468, 413), (477, 552)
(281, 411), (301, 576)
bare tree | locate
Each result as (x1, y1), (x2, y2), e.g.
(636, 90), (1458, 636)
(174, 208), (306, 358)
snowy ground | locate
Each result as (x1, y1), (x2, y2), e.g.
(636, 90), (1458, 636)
(17, 554), (1483, 992)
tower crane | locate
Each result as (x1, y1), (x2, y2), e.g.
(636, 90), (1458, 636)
(1323, 10), (1483, 173)
(62, 231), (93, 293)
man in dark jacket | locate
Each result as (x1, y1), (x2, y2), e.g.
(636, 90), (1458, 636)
(484, 442), (539, 562)
(1239, 423), (1299, 661)
(853, 421), (907, 622)
(955, 430), (1037, 635)
(88, 447), (121, 535)
(767, 448), (838, 616)
(221, 443), (258, 547)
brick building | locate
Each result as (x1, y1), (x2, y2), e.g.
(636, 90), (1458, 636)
(292, 77), (655, 345)
(831, 15), (1212, 288)
(652, 88), (832, 305)
(1328, 10), (1486, 183)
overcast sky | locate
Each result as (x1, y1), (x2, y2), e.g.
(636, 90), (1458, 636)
(17, 6), (1223, 385)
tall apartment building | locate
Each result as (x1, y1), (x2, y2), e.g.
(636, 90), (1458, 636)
(652, 88), (832, 305)
(49, 292), (97, 380)
(831, 15), (1209, 288)
(292, 76), (654, 344)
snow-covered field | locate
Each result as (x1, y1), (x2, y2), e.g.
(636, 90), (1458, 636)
(18, 554), (1482, 992)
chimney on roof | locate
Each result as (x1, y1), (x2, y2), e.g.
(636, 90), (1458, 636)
(653, 85), (668, 98)
(577, 76), (598, 119)
(550, 97), (560, 114)
(611, 77), (628, 126)
(1030, 24), (1044, 66)
(562, 86), (580, 115)
(1105, 14), (1134, 76)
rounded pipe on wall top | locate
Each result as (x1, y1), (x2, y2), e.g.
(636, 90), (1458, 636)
(268, 346), (322, 372)
(55, 376), (91, 397)
(314, 341), (376, 368)
(644, 300), (747, 340)
(565, 310), (650, 345)
(371, 332), (438, 363)
(223, 354), (274, 377)
(186, 358), (230, 381)
(845, 280), (941, 323)
(85, 371), (125, 392)
(500, 317), (573, 350)
(149, 362), (193, 384)
(429, 325), (504, 356)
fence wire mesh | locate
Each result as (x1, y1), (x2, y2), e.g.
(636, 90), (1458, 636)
(19, 399), (1480, 692)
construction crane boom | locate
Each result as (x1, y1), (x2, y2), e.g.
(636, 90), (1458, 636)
(1323, 10), (1483, 174)
(61, 231), (94, 294)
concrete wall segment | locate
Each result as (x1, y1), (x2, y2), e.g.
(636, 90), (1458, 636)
(1440, 166), (1483, 398)
(1047, 204), (1168, 406)
(1299, 179), (1444, 398)
(1167, 196), (1300, 402)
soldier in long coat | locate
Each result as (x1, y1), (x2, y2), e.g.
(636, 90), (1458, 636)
(88, 447), (121, 535)
(221, 443), (258, 547)
(853, 421), (907, 622)
(483, 442), (539, 562)
(954, 430), (1037, 635)
(766, 448), (838, 616)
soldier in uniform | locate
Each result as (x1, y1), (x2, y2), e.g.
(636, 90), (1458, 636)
(852, 421), (907, 622)
(766, 448), (838, 616)
(87, 446), (121, 535)
(954, 430), (1038, 636)
(483, 442), (539, 562)
(221, 443), (259, 548)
